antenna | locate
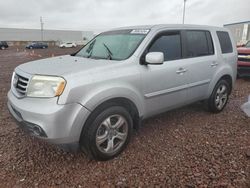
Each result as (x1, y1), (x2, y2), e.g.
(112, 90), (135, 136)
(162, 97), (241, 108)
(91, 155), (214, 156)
(182, 0), (187, 24)
(40, 16), (44, 41)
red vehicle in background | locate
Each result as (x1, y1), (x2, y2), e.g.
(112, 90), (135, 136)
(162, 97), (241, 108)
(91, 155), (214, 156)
(237, 41), (250, 77)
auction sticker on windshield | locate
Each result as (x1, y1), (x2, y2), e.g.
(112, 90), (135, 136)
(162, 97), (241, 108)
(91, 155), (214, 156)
(131, 29), (150, 34)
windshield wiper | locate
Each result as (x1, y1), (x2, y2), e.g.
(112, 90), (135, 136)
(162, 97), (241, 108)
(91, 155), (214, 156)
(103, 43), (113, 60)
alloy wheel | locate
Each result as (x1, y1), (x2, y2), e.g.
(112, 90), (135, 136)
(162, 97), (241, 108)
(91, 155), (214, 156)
(215, 84), (228, 110)
(96, 114), (128, 154)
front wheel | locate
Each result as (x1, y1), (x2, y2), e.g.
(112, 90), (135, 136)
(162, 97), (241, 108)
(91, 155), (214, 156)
(80, 106), (133, 161)
(206, 79), (230, 113)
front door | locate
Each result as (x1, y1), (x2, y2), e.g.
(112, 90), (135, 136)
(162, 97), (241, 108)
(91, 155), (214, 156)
(141, 31), (190, 117)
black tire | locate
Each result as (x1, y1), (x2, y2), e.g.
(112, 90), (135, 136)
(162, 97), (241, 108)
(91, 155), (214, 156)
(80, 105), (133, 161)
(1, 46), (5, 50)
(206, 79), (230, 113)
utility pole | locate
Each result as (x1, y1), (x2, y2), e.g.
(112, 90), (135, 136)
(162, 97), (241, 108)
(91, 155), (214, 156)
(40, 16), (44, 41)
(182, 0), (187, 24)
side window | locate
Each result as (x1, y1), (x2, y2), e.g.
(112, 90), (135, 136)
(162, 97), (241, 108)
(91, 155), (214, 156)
(186, 30), (214, 57)
(148, 32), (182, 61)
(206, 31), (214, 55)
(216, 31), (233, 54)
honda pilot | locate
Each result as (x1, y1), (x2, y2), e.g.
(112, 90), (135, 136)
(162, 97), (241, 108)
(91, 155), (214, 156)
(8, 24), (237, 160)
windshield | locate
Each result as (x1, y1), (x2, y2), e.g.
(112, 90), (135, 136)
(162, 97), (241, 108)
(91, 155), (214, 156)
(75, 29), (149, 60)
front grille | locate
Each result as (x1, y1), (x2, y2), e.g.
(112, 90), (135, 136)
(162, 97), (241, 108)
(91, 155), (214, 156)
(238, 57), (250, 62)
(238, 53), (250, 62)
(238, 53), (250, 56)
(13, 73), (29, 97)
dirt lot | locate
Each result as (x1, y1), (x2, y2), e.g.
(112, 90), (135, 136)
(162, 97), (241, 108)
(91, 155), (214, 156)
(0, 47), (250, 187)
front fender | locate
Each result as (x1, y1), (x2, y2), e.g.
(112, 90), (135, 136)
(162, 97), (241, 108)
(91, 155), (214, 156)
(81, 85), (144, 117)
(60, 82), (144, 117)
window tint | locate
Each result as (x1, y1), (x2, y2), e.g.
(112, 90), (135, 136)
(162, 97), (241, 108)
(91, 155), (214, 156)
(216, 31), (233, 53)
(148, 33), (182, 61)
(186, 31), (214, 57)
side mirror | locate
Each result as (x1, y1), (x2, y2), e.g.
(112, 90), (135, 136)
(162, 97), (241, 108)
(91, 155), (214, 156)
(145, 52), (164, 65)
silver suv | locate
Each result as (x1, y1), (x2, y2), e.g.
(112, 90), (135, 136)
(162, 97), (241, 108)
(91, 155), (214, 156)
(8, 24), (237, 160)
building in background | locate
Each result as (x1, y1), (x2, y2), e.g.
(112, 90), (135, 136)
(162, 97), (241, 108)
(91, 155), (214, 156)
(0, 28), (94, 46)
(224, 21), (250, 45)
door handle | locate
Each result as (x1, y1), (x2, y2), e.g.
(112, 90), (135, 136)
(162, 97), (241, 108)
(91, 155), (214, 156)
(176, 68), (187, 74)
(211, 62), (218, 67)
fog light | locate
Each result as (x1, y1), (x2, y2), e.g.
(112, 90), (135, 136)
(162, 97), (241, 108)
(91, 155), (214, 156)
(32, 126), (42, 136)
(22, 122), (47, 137)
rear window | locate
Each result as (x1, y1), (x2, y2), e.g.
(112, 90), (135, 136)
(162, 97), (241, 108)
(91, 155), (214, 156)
(186, 30), (214, 57)
(216, 31), (233, 54)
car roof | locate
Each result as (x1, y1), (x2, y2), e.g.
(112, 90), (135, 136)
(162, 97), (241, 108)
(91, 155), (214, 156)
(111, 24), (228, 32)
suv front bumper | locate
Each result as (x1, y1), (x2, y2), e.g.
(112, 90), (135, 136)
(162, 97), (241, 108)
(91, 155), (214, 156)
(7, 91), (91, 145)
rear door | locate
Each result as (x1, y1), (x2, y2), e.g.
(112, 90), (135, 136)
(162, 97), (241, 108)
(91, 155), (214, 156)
(182, 30), (217, 102)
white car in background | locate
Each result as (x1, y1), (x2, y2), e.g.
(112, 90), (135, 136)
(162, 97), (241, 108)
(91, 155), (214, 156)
(59, 42), (77, 48)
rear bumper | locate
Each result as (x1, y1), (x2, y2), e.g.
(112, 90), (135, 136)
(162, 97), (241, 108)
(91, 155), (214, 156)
(7, 90), (91, 145)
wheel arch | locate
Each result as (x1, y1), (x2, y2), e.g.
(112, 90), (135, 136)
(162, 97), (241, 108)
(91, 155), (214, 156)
(207, 66), (235, 98)
(84, 97), (141, 131)
(219, 75), (233, 94)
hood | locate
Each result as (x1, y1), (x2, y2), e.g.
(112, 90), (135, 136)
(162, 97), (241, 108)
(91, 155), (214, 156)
(17, 55), (119, 76)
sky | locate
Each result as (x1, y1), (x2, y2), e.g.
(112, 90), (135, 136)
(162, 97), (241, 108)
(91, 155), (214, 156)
(0, 0), (249, 32)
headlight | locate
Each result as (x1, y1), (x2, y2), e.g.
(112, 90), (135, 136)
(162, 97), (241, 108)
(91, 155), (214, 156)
(27, 75), (66, 98)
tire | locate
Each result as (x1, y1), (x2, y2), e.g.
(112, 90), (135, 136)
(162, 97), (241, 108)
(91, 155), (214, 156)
(1, 46), (5, 50)
(80, 105), (133, 161)
(29, 47), (33, 49)
(42, 46), (45, 49)
(206, 79), (230, 113)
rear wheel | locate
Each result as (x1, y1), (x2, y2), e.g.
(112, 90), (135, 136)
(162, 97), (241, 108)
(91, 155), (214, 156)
(80, 106), (133, 161)
(206, 79), (230, 113)
(1, 46), (5, 50)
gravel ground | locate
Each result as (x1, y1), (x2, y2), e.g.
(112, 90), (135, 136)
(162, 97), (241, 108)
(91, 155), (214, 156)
(0, 47), (250, 187)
